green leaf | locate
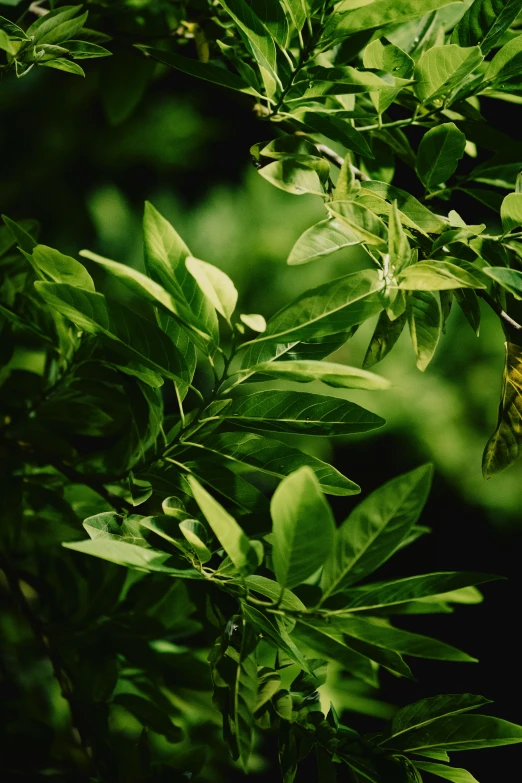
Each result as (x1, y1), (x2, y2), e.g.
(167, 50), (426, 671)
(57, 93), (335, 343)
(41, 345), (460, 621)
(217, 0), (279, 86)
(288, 218), (361, 265)
(483, 267), (522, 302)
(333, 615), (476, 662)
(327, 201), (388, 246)
(316, 619), (416, 678)
(83, 511), (146, 546)
(416, 124), (467, 189)
(334, 153), (359, 201)
(500, 192), (522, 233)
(39, 58), (85, 77)
(482, 342), (522, 477)
(383, 694), (494, 745)
(179, 519), (212, 563)
(363, 311), (407, 369)
(296, 113), (374, 159)
(254, 134), (318, 160)
(484, 33), (522, 87)
(249, 0), (290, 48)
(0, 16), (29, 41)
(142, 201), (218, 344)
(81, 248), (208, 351)
(323, 0), (462, 44)
(259, 157), (328, 196)
(391, 714), (522, 752)
(281, 0), (309, 33)
(413, 750), (450, 762)
(414, 761), (479, 782)
(184, 459), (269, 514)
(2, 214), (38, 253)
(321, 465), (433, 598)
(408, 291), (442, 371)
(237, 269), (385, 364)
(136, 46), (260, 96)
(454, 288), (481, 335)
(292, 618), (379, 686)
(29, 8), (89, 46)
(414, 46), (483, 104)
(234, 359), (391, 390)
(188, 431), (360, 496)
(210, 615), (258, 770)
(0, 29), (16, 55)
(186, 256), (238, 321)
(271, 466), (335, 590)
(241, 575), (306, 613)
(431, 225), (486, 254)
(34, 282), (190, 387)
(338, 572), (500, 612)
(359, 182), (447, 234)
(240, 313), (266, 332)
(214, 390), (385, 436)
(242, 604), (310, 670)
(398, 260), (486, 290)
(451, 0), (522, 55)
(60, 39), (111, 58)
(187, 476), (258, 577)
(363, 38), (414, 78)
(29, 245), (95, 290)
(62, 538), (201, 576)
(388, 203), (410, 276)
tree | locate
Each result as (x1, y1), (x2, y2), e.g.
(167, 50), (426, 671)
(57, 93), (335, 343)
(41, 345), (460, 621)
(1, 1), (522, 781)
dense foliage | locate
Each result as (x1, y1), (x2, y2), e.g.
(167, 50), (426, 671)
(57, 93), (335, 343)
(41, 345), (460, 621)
(1, 1), (522, 782)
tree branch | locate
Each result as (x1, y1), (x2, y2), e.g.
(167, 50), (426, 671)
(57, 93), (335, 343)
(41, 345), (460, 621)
(478, 290), (522, 332)
(28, 1), (48, 18)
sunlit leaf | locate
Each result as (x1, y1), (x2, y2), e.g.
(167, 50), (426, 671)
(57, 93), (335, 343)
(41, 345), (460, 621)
(186, 256), (238, 321)
(408, 291), (442, 371)
(452, 0), (522, 55)
(500, 192), (522, 233)
(414, 46), (483, 104)
(321, 465), (433, 598)
(398, 260), (486, 290)
(414, 761), (479, 782)
(233, 359), (391, 389)
(288, 218), (360, 265)
(327, 201), (388, 246)
(271, 466), (335, 590)
(188, 476), (258, 576)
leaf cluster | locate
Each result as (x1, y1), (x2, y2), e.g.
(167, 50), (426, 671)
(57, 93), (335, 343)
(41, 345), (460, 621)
(1, 203), (521, 780)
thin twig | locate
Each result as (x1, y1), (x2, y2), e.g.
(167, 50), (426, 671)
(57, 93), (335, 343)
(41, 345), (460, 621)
(478, 290), (522, 332)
